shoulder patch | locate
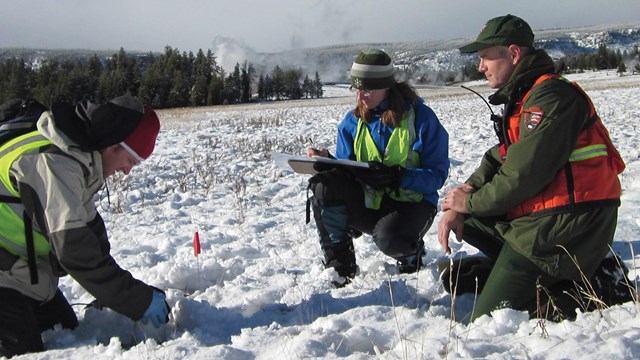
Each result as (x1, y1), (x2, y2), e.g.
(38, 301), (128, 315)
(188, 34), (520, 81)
(523, 106), (544, 132)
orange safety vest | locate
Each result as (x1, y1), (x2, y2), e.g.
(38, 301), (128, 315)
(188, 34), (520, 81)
(505, 74), (625, 219)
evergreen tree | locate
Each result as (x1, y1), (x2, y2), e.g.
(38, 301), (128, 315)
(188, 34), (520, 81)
(114, 47), (138, 95)
(302, 75), (313, 99)
(241, 61), (252, 103)
(313, 71), (323, 98)
(57, 60), (94, 102)
(575, 54), (587, 71)
(205, 50), (221, 105)
(208, 68), (225, 105)
(32, 59), (60, 105)
(257, 74), (266, 100)
(1, 58), (30, 102)
(617, 61), (626, 76)
(191, 49), (212, 106)
(168, 69), (189, 107)
(595, 44), (606, 69)
(97, 47), (138, 99)
(263, 74), (273, 101)
(613, 49), (623, 69)
(154, 46), (183, 107)
(87, 54), (103, 101)
(138, 53), (164, 107)
(283, 68), (302, 100)
(271, 65), (285, 100)
(225, 63), (242, 104)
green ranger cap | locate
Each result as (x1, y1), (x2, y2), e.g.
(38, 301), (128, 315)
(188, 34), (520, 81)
(459, 14), (534, 53)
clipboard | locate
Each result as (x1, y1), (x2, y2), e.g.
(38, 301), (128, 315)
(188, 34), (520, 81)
(271, 152), (370, 175)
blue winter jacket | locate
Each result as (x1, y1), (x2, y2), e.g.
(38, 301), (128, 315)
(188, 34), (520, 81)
(335, 98), (449, 207)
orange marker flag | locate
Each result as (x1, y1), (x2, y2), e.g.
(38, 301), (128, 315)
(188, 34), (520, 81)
(193, 231), (201, 256)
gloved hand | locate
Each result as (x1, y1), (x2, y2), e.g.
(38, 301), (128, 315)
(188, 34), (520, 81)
(312, 161), (335, 173)
(308, 167), (350, 187)
(141, 290), (170, 328)
(347, 161), (404, 190)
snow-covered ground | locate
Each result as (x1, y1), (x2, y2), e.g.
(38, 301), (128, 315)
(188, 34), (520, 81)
(15, 70), (640, 359)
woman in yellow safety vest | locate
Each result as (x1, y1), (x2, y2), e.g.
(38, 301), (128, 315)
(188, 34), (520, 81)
(308, 49), (449, 286)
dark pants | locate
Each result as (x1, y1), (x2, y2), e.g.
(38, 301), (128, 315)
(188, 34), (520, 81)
(469, 240), (566, 321)
(462, 215), (616, 321)
(0, 287), (78, 358)
(310, 168), (435, 260)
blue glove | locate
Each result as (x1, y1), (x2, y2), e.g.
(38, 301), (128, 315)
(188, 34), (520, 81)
(141, 290), (170, 328)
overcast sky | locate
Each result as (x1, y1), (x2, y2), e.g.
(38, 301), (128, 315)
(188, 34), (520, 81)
(2, 0), (639, 54)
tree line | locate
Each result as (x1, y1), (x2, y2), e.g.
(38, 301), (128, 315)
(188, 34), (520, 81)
(0, 47), (324, 108)
(537, 44), (636, 78)
(2, 43), (638, 108)
(556, 44), (640, 75)
(417, 43), (640, 85)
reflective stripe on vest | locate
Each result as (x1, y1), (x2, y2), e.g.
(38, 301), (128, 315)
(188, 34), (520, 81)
(505, 74), (624, 219)
(354, 107), (423, 210)
(0, 130), (52, 258)
(569, 144), (608, 162)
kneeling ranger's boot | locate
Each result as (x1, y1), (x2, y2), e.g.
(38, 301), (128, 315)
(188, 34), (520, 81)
(439, 255), (495, 295)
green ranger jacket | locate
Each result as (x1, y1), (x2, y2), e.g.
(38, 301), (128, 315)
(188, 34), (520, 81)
(464, 50), (622, 280)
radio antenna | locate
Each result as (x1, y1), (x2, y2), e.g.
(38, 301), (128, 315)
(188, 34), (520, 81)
(461, 85), (495, 116)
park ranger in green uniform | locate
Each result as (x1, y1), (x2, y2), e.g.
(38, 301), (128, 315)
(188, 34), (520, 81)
(438, 14), (627, 321)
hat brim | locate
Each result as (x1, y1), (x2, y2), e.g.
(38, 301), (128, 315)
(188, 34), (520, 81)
(458, 41), (496, 53)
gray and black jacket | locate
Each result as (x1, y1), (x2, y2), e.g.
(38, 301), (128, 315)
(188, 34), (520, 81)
(0, 111), (152, 321)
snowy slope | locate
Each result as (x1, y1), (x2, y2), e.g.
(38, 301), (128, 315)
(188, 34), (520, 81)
(13, 70), (640, 360)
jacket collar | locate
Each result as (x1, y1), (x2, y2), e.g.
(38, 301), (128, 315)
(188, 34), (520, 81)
(489, 49), (556, 106)
(36, 112), (100, 179)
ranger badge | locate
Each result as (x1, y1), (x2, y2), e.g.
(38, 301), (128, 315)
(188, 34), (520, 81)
(524, 107), (544, 131)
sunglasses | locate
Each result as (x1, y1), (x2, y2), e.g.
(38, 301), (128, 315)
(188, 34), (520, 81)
(350, 87), (379, 97)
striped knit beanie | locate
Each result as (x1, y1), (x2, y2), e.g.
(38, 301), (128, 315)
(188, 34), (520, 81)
(350, 49), (395, 90)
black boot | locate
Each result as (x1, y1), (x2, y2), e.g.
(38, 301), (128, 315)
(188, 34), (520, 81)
(310, 196), (358, 286)
(396, 240), (426, 274)
(397, 246), (425, 274)
(588, 252), (635, 307)
(532, 253), (635, 322)
(322, 239), (358, 287)
(440, 256), (495, 295)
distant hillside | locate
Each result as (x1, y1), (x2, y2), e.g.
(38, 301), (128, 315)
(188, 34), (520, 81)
(2, 22), (639, 84)
(0, 48), (149, 64)
(247, 22), (640, 83)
